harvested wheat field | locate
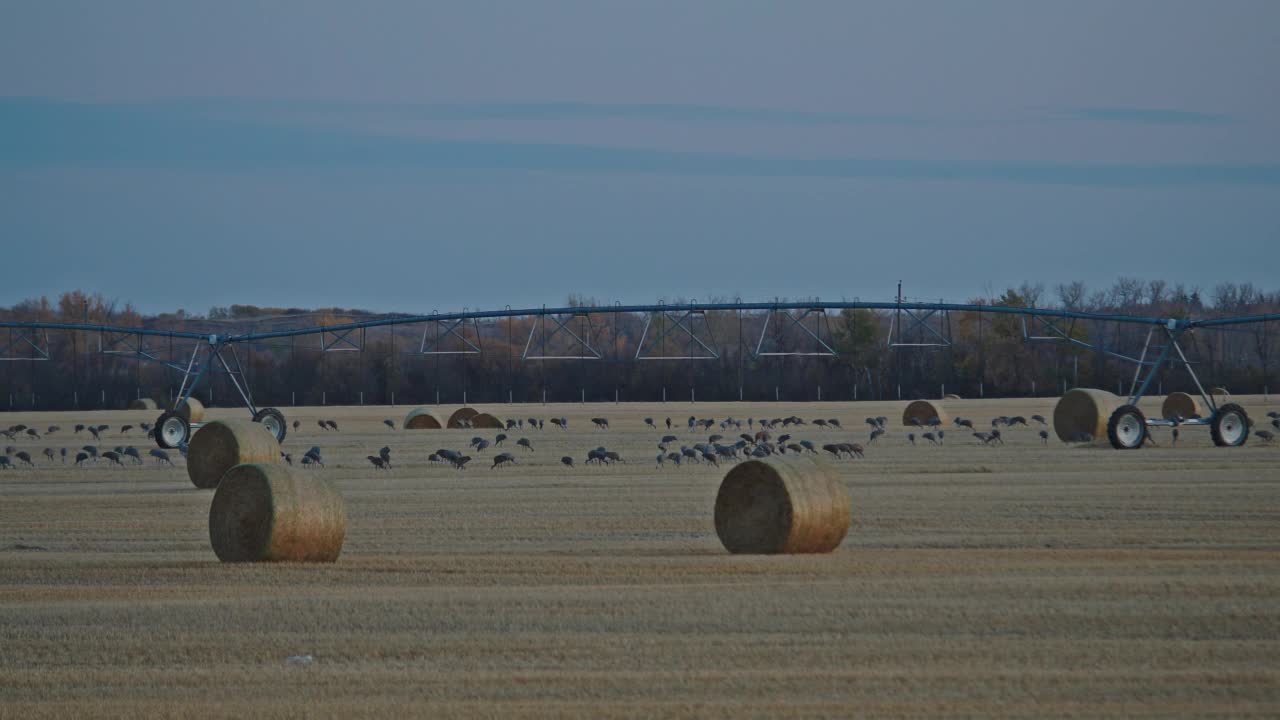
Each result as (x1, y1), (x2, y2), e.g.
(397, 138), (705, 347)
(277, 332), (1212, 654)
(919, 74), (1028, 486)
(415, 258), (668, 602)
(2, 396), (1278, 718)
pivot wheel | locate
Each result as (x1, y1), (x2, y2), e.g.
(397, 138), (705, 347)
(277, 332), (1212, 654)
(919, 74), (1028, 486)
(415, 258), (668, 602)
(1107, 405), (1148, 450)
(155, 411), (191, 449)
(253, 407), (288, 443)
(1210, 403), (1249, 447)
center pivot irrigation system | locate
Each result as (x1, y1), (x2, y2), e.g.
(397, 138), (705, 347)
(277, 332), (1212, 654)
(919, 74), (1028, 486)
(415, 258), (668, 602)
(2, 299), (1276, 451)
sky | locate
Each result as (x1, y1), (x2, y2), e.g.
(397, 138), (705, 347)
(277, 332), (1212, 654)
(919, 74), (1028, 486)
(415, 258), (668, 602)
(2, 1), (1278, 315)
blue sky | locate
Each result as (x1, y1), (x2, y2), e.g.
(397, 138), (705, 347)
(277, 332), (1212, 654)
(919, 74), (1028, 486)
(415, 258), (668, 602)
(2, 1), (1278, 314)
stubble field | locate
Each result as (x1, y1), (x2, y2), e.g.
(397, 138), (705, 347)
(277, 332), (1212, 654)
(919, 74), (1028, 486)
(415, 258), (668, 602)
(2, 396), (1278, 718)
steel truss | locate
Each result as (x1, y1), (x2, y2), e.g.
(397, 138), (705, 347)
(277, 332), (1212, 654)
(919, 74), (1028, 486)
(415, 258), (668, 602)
(0, 327), (49, 361)
(522, 309), (602, 361)
(635, 306), (719, 360)
(755, 308), (837, 357)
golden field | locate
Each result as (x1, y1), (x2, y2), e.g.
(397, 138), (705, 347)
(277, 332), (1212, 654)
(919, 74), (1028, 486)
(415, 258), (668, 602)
(1, 396), (1278, 718)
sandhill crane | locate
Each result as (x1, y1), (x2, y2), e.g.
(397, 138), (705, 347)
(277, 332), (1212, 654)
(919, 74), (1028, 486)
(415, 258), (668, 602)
(1171, 428), (1179, 446)
(907, 433), (915, 446)
(1272, 418), (1280, 430)
(682, 447), (699, 463)
(665, 417), (672, 429)
(317, 420), (328, 431)
(922, 432), (938, 445)
(74, 424), (86, 434)
(42, 448), (55, 463)
(667, 452), (682, 466)
(1008, 416), (1028, 427)
(516, 438), (533, 452)
(550, 418), (563, 429)
(1256, 430), (1276, 443)
(123, 447), (144, 464)
(60, 448), (67, 463)
(293, 420), (301, 430)
(454, 456), (472, 470)
(645, 418), (656, 429)
(561, 456), (574, 468)
(26, 428), (40, 439)
(474, 439), (490, 453)
(83, 445), (99, 461)
(492, 452), (516, 469)
(493, 433), (507, 447)
(15, 451), (34, 467)
(120, 425), (133, 435)
(150, 449), (173, 466)
(591, 417), (610, 430)
(325, 420), (339, 431)
(102, 451), (124, 467)
(527, 416), (539, 428)
(989, 429), (1004, 445)
(74, 452), (88, 466)
(379, 446), (392, 467)
(663, 435), (680, 445)
(366, 455), (389, 470)
(1035, 429), (1048, 444)
(604, 451), (624, 464)
(283, 453), (293, 465)
(89, 427), (102, 441)
(383, 419), (397, 430)
(1032, 415), (1047, 426)
(655, 453), (665, 468)
(813, 419), (828, 429)
(701, 452), (719, 467)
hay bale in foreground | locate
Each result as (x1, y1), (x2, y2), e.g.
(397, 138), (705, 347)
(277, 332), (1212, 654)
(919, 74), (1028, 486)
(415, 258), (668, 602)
(447, 407), (479, 428)
(187, 420), (281, 489)
(403, 407), (443, 430)
(1053, 388), (1120, 442)
(1161, 392), (1201, 420)
(714, 457), (851, 554)
(129, 398), (158, 411)
(902, 399), (948, 427)
(177, 397), (205, 423)
(470, 412), (504, 429)
(209, 463), (346, 562)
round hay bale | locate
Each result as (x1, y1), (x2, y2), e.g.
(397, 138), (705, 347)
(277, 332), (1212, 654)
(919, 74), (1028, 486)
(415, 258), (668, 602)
(714, 457), (851, 554)
(1053, 388), (1120, 443)
(447, 407), (479, 428)
(469, 412), (503, 429)
(187, 420), (281, 489)
(129, 398), (158, 411)
(1161, 392), (1201, 420)
(403, 407), (443, 430)
(177, 397), (205, 423)
(1210, 386), (1230, 398)
(209, 463), (346, 563)
(902, 399), (948, 427)
(944, 394), (962, 400)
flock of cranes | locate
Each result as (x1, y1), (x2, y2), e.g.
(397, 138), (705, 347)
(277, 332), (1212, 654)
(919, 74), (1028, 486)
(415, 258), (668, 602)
(2, 406), (1277, 474)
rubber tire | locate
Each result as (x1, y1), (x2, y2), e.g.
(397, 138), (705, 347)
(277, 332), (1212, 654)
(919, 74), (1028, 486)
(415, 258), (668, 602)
(253, 407), (288, 443)
(1107, 405), (1148, 450)
(1210, 403), (1250, 447)
(155, 411), (190, 449)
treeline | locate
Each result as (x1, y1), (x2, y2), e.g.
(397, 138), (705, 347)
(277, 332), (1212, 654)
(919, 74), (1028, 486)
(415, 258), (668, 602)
(0, 281), (1276, 411)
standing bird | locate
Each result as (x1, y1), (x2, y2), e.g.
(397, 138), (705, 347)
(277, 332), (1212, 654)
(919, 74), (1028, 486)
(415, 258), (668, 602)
(88, 427), (102, 441)
(74, 452), (89, 466)
(74, 424), (86, 434)
(123, 447), (144, 464)
(383, 419), (397, 430)
(666, 417), (672, 429)
(101, 451), (124, 467)
(1038, 430), (1049, 444)
(120, 425), (133, 435)
(516, 438), (533, 452)
(379, 446), (392, 467)
(645, 418), (656, 430)
(325, 420), (339, 431)
(561, 456), (575, 468)
(366, 455), (389, 470)
(491, 452), (516, 469)
(150, 449), (174, 466)
(60, 448), (67, 464)
(494, 433), (507, 447)
(1171, 427), (1180, 446)
(317, 420), (328, 431)
(1255, 430), (1276, 443)
(14, 451), (34, 467)
(922, 432), (938, 445)
(292, 420), (301, 430)
(43, 448), (56, 463)
(907, 433), (916, 446)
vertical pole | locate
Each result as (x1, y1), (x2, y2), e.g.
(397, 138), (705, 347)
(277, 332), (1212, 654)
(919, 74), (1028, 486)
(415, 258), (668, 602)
(662, 386), (666, 403)
(360, 391), (364, 405)
(817, 385), (821, 402)
(775, 385), (779, 402)
(322, 391), (326, 406)
(292, 391), (295, 406)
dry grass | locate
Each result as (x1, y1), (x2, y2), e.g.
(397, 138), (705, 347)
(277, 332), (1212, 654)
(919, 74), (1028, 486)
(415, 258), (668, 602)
(1, 396), (1279, 718)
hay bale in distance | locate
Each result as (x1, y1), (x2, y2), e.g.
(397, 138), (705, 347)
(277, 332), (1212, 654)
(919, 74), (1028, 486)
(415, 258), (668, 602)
(129, 398), (158, 411)
(902, 399), (948, 427)
(470, 412), (504, 429)
(1210, 387), (1230, 398)
(187, 420), (281, 489)
(209, 463), (346, 562)
(944, 394), (962, 400)
(714, 457), (851, 554)
(1053, 388), (1120, 442)
(177, 397), (205, 423)
(447, 407), (479, 428)
(403, 407), (443, 429)
(1161, 392), (1201, 420)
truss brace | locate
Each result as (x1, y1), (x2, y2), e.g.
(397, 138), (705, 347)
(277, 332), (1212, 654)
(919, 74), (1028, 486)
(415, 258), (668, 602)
(522, 311), (603, 361)
(0, 328), (50, 361)
(635, 308), (719, 360)
(420, 314), (483, 355)
(754, 308), (838, 358)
